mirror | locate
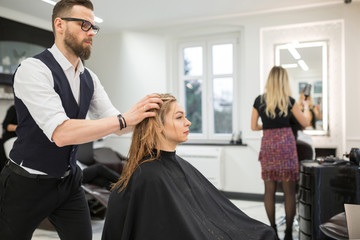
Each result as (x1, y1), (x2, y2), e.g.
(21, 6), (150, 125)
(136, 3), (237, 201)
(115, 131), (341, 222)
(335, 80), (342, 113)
(275, 41), (328, 135)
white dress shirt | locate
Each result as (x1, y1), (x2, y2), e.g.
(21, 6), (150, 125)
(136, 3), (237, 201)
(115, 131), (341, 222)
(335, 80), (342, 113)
(14, 44), (120, 141)
(12, 44), (120, 174)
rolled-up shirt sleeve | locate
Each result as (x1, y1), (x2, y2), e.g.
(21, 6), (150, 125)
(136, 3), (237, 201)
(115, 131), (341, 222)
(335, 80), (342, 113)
(13, 58), (70, 142)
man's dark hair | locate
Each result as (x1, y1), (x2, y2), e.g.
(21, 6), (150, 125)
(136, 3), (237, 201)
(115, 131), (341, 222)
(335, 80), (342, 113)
(52, 0), (94, 34)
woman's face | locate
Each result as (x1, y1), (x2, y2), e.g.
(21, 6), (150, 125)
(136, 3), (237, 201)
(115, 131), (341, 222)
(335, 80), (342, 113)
(162, 102), (191, 150)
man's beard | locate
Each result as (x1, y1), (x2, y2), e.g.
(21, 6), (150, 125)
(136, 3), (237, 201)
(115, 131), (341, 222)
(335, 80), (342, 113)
(64, 29), (92, 60)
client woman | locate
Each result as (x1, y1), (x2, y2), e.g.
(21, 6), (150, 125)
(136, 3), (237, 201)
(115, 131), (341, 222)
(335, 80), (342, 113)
(102, 94), (276, 240)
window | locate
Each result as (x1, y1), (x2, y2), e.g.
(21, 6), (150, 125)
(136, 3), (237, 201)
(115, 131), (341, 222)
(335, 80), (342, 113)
(178, 36), (238, 140)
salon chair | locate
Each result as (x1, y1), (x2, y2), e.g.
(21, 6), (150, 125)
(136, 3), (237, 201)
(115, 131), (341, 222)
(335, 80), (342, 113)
(296, 140), (314, 161)
(77, 141), (127, 174)
(319, 212), (348, 240)
(82, 183), (111, 219)
(93, 146), (127, 174)
(77, 141), (127, 218)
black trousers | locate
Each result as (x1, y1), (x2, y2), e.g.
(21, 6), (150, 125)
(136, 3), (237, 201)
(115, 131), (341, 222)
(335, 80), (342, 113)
(0, 164), (92, 240)
(0, 139), (7, 171)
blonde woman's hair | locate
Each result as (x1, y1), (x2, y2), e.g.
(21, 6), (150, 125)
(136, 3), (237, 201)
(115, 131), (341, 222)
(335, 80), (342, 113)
(262, 66), (293, 118)
(112, 94), (177, 192)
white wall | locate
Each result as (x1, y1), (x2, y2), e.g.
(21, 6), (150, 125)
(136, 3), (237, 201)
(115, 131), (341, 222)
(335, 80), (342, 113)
(343, 3), (360, 150)
(85, 31), (167, 114)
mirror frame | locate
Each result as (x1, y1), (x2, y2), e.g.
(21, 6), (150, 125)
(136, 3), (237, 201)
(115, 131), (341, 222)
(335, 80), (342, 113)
(260, 20), (345, 155)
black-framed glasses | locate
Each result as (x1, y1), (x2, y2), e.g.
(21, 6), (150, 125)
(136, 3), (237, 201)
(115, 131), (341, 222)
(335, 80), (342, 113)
(61, 17), (100, 34)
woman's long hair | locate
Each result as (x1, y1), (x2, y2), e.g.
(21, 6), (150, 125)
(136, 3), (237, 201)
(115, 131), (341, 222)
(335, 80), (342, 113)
(112, 94), (177, 192)
(262, 66), (292, 118)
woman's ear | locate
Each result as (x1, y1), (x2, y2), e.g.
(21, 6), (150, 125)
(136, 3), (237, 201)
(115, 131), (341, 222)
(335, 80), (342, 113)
(156, 119), (164, 133)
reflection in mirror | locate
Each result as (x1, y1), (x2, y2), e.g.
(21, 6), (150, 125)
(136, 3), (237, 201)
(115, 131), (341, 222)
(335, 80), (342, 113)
(0, 41), (45, 75)
(275, 41), (328, 135)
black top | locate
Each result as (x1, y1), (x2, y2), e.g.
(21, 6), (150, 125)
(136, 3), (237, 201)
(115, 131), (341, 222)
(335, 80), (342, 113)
(102, 150), (276, 240)
(289, 113), (303, 139)
(253, 95), (295, 129)
(2, 105), (17, 142)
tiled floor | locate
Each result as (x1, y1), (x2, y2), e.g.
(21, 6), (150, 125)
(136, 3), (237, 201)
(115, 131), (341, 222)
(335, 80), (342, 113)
(32, 200), (298, 240)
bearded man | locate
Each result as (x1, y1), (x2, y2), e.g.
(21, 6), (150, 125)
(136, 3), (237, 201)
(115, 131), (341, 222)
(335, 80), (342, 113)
(0, 0), (162, 239)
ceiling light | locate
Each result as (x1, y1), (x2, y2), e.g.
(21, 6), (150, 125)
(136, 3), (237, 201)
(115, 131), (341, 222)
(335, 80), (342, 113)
(94, 16), (103, 23)
(41, 0), (56, 5)
(286, 43), (301, 60)
(298, 60), (309, 71)
(41, 0), (104, 23)
(281, 64), (298, 69)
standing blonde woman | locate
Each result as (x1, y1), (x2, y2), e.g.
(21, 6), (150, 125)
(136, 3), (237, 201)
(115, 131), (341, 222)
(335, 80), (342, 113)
(102, 94), (277, 240)
(251, 67), (311, 240)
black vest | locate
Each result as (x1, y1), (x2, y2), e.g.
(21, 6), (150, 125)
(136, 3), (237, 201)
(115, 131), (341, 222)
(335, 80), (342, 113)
(10, 50), (94, 178)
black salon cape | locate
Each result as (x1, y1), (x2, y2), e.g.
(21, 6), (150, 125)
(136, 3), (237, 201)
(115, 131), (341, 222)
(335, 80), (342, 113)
(102, 150), (276, 240)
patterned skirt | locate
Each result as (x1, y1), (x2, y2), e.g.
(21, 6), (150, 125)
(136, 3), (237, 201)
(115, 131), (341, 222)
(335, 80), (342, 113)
(259, 127), (299, 181)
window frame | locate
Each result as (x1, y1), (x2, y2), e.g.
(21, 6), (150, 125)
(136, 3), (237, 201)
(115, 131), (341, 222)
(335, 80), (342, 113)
(177, 34), (240, 141)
